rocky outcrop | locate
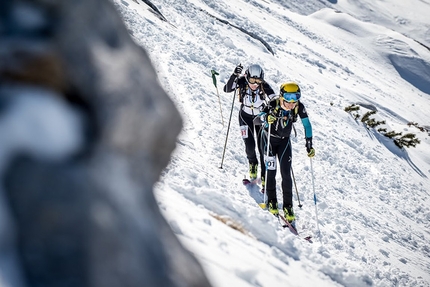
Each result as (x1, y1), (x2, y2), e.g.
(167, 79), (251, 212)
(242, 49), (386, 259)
(0, 0), (211, 286)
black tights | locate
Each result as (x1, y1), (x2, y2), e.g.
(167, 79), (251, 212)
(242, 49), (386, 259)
(239, 110), (265, 178)
(262, 135), (293, 208)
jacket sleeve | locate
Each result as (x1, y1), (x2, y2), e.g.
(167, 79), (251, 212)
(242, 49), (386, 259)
(259, 100), (278, 129)
(262, 82), (277, 101)
(223, 74), (239, 93)
(262, 98), (277, 114)
(298, 102), (313, 138)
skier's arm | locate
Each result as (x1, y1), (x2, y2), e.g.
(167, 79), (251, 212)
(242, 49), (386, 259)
(301, 117), (313, 138)
(223, 74), (238, 93)
(223, 64), (243, 93)
(298, 102), (315, 157)
(298, 102), (312, 138)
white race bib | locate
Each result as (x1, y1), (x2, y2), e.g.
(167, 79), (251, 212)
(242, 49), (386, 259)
(240, 125), (248, 139)
(265, 155), (276, 170)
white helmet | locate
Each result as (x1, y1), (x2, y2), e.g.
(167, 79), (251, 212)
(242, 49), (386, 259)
(245, 64), (264, 82)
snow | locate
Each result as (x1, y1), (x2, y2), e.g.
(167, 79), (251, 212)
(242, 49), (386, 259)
(113, 0), (430, 286)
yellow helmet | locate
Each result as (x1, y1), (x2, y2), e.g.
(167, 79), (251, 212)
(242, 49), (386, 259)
(280, 82), (300, 93)
(280, 82), (301, 102)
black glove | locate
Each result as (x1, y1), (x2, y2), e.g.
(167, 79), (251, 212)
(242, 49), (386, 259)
(305, 137), (315, 158)
(233, 64), (243, 76)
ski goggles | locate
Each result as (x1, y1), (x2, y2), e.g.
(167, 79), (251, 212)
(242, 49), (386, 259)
(282, 92), (300, 102)
(248, 77), (263, 84)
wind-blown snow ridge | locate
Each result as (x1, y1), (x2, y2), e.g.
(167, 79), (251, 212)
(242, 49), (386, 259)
(197, 7), (274, 56)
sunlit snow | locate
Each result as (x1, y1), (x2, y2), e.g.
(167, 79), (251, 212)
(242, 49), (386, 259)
(114, 0), (430, 286)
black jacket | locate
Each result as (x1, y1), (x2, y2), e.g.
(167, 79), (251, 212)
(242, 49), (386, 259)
(223, 74), (276, 116)
(261, 99), (313, 139)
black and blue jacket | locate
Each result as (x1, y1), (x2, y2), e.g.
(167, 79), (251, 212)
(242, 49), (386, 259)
(261, 98), (312, 139)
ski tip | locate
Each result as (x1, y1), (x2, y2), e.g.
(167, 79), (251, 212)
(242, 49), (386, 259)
(289, 227), (299, 236)
(242, 178), (251, 185)
(243, 178), (259, 185)
(258, 203), (267, 209)
(304, 236), (313, 243)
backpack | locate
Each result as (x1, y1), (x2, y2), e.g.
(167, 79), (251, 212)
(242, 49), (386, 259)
(272, 98), (299, 122)
(272, 98), (299, 137)
(238, 83), (266, 103)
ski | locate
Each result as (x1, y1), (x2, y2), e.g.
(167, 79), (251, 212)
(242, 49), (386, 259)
(242, 178), (259, 186)
(243, 178), (265, 195)
(243, 178), (312, 242)
(278, 214), (313, 243)
(278, 214), (298, 235)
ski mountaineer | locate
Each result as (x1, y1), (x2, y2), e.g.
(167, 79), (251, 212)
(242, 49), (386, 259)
(223, 64), (277, 185)
(259, 82), (315, 223)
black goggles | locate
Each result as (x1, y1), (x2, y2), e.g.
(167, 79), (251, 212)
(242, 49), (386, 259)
(248, 77), (263, 84)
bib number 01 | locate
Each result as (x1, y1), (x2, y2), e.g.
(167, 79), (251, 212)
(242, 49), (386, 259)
(265, 155), (276, 170)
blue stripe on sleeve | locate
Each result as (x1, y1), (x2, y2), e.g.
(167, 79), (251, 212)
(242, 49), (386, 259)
(301, 117), (313, 138)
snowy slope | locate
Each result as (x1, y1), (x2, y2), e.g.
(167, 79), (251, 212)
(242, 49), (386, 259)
(113, 0), (430, 286)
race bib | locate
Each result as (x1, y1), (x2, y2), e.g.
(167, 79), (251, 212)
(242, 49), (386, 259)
(265, 155), (276, 170)
(240, 125), (248, 138)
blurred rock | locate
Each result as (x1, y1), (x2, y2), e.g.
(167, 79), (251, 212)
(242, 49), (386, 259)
(0, 0), (211, 286)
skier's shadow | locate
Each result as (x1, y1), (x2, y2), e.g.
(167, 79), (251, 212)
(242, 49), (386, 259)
(244, 182), (265, 206)
(244, 181), (287, 209)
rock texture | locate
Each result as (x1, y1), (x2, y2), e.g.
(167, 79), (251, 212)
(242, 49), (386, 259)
(0, 0), (211, 286)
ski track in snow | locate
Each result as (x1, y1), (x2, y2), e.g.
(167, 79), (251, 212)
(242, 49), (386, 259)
(114, 0), (430, 286)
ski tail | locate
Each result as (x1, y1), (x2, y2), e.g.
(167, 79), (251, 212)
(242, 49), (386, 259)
(242, 178), (259, 185)
(278, 214), (313, 242)
(279, 214), (299, 235)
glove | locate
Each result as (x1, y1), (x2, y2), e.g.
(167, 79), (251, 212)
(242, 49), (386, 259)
(233, 64), (243, 76)
(257, 112), (269, 129)
(305, 137), (315, 158)
(267, 114), (276, 124)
